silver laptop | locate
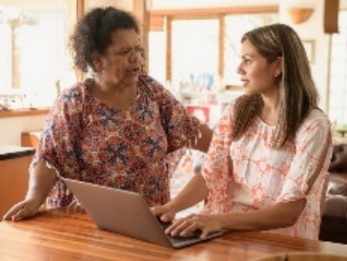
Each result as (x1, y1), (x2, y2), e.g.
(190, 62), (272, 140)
(63, 178), (223, 248)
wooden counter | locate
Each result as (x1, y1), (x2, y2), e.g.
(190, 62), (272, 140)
(0, 108), (49, 119)
(0, 208), (346, 260)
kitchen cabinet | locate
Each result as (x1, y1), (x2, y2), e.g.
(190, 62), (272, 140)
(0, 146), (35, 218)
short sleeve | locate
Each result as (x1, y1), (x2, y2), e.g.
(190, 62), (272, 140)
(201, 102), (234, 213)
(276, 111), (333, 203)
(31, 86), (83, 179)
(139, 75), (201, 153)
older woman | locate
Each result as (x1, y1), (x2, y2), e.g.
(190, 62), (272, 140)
(3, 6), (212, 221)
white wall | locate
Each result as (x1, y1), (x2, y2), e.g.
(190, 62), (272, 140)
(280, 0), (330, 111)
(0, 115), (46, 146)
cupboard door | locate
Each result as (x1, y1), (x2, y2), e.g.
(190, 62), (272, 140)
(0, 155), (32, 218)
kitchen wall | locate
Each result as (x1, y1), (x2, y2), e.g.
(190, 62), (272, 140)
(0, 114), (47, 146)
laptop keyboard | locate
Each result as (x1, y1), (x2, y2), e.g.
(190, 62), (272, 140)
(157, 218), (219, 247)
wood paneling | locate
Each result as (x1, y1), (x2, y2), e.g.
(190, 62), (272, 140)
(150, 5), (279, 18)
(324, 0), (339, 33)
(150, 15), (164, 31)
(165, 16), (172, 82)
(218, 15), (225, 79)
(133, 0), (149, 73)
(84, 0), (133, 12)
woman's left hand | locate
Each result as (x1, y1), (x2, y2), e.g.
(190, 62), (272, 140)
(165, 213), (223, 239)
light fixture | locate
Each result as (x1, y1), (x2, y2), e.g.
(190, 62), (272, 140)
(282, 0), (316, 24)
(287, 7), (314, 24)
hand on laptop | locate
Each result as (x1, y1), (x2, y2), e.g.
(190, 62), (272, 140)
(150, 204), (176, 222)
(164, 213), (223, 239)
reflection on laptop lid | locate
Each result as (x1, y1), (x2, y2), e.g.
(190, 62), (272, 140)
(63, 178), (223, 248)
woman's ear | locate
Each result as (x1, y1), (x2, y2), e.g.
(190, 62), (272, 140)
(274, 56), (283, 77)
(92, 52), (102, 72)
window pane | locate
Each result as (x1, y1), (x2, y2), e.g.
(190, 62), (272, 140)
(329, 75), (346, 92)
(171, 19), (219, 96)
(329, 10), (347, 125)
(0, 23), (11, 91)
(0, 3), (75, 108)
(330, 59), (347, 76)
(148, 31), (166, 85)
(19, 10), (67, 106)
(331, 43), (347, 60)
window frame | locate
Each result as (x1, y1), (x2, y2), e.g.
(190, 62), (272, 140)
(149, 5), (279, 83)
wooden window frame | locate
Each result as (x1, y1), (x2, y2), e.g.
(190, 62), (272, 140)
(149, 5), (279, 82)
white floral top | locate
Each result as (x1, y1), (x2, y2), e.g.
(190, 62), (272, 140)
(201, 100), (332, 239)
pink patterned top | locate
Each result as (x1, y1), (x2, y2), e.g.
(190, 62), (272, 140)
(31, 75), (200, 208)
(201, 100), (332, 239)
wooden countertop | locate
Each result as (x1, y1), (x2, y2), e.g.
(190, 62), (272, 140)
(0, 207), (346, 261)
(0, 145), (35, 160)
(0, 108), (49, 119)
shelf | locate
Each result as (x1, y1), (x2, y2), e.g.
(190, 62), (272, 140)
(0, 108), (50, 119)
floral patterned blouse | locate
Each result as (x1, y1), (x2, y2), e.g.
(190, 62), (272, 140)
(31, 75), (200, 208)
(201, 100), (332, 240)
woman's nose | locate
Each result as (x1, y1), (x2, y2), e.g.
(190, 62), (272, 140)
(236, 64), (243, 75)
(129, 52), (139, 63)
(129, 49), (143, 63)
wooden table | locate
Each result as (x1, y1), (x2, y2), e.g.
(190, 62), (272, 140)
(0, 208), (346, 261)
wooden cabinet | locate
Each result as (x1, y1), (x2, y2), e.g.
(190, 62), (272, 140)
(0, 154), (33, 218)
(21, 131), (41, 148)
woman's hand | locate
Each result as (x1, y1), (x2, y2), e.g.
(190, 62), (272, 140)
(2, 160), (58, 222)
(150, 204), (176, 222)
(166, 213), (224, 239)
(2, 197), (43, 222)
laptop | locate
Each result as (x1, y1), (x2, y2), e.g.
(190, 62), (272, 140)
(63, 178), (223, 248)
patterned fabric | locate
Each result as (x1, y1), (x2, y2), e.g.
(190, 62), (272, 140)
(201, 100), (332, 240)
(31, 75), (200, 208)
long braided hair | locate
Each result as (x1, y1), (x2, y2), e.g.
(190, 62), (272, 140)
(232, 23), (319, 148)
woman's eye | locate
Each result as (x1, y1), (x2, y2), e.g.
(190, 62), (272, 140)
(136, 46), (144, 55)
(118, 49), (130, 56)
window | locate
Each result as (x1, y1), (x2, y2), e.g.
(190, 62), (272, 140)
(0, 3), (75, 108)
(171, 19), (219, 95)
(148, 31), (166, 85)
(328, 10), (347, 127)
(148, 11), (278, 96)
(0, 8), (12, 91)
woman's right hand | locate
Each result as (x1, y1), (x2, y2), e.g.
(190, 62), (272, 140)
(151, 203), (177, 223)
(2, 197), (43, 222)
